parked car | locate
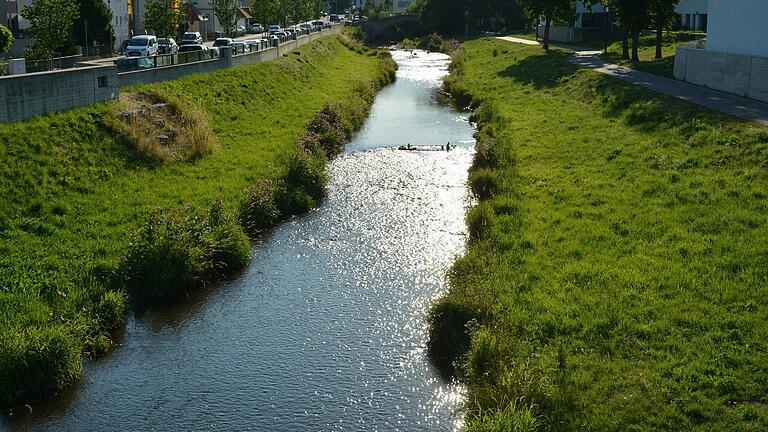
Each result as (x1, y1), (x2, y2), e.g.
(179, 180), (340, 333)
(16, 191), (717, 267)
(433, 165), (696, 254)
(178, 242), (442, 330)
(329, 14), (340, 22)
(251, 23), (264, 33)
(180, 31), (203, 45)
(178, 43), (207, 53)
(312, 20), (325, 28)
(244, 38), (268, 47)
(157, 38), (178, 54)
(272, 31), (288, 38)
(212, 37), (234, 48)
(300, 23), (313, 31)
(267, 25), (282, 34)
(125, 35), (158, 57)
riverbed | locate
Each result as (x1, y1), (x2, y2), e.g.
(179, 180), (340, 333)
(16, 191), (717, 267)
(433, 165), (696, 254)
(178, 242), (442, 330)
(8, 50), (476, 431)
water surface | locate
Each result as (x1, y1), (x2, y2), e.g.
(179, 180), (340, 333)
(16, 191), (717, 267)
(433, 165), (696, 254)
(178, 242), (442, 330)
(7, 50), (476, 431)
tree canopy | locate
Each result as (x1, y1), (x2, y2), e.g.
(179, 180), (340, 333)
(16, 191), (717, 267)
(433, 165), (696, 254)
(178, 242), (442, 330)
(211, 0), (239, 35)
(72, 0), (114, 54)
(21, 0), (79, 59)
(0, 24), (13, 54)
(143, 0), (181, 39)
(412, 0), (526, 35)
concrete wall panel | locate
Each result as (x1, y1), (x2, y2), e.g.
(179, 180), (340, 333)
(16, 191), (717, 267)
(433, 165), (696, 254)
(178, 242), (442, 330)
(748, 57), (768, 103)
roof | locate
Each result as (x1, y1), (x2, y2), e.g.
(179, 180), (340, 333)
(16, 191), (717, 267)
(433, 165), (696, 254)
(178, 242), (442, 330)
(237, 7), (251, 19)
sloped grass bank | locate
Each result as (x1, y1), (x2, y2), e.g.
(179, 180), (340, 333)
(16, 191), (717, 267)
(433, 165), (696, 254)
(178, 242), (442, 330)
(0, 35), (395, 409)
(431, 38), (768, 431)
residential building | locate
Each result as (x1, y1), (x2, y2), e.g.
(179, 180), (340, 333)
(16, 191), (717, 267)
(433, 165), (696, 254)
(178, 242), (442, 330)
(674, 0), (768, 103)
(676, 0), (707, 31)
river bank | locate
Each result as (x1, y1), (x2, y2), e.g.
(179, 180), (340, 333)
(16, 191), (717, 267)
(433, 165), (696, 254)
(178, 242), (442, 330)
(0, 34), (395, 410)
(8, 49), (476, 431)
(431, 38), (768, 430)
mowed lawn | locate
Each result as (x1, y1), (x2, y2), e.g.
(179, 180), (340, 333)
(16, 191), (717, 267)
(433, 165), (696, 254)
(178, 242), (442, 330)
(445, 38), (768, 431)
(0, 36), (384, 407)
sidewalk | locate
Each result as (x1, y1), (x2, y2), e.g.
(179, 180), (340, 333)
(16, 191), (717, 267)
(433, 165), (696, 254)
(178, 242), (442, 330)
(496, 36), (768, 127)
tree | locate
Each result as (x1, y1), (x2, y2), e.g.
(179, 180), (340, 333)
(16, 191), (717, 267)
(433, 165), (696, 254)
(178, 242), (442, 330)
(0, 24), (13, 54)
(518, 0), (575, 51)
(21, 0), (79, 59)
(597, 0), (650, 62)
(210, 0), (238, 36)
(143, 0), (181, 39)
(649, 0), (679, 59)
(73, 0), (114, 55)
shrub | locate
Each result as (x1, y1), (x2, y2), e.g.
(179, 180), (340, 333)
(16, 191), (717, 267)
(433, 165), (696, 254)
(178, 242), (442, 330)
(306, 103), (350, 157)
(427, 297), (480, 379)
(120, 200), (250, 300)
(467, 202), (494, 241)
(0, 325), (82, 407)
(470, 168), (499, 201)
(239, 179), (283, 236)
(285, 147), (327, 201)
(473, 133), (500, 170)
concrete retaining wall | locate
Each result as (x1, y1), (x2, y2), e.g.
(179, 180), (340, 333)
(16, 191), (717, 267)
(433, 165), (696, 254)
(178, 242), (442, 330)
(674, 46), (768, 103)
(0, 65), (118, 123)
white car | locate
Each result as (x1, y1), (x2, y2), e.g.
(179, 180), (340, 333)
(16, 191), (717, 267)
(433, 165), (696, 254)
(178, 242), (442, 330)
(267, 25), (282, 34)
(126, 35), (158, 57)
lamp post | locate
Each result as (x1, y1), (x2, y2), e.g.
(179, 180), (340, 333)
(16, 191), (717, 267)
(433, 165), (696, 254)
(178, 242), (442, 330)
(604, 7), (610, 55)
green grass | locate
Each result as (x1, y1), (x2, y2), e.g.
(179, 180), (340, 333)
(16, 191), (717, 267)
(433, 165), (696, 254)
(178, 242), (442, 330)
(0, 35), (390, 409)
(432, 38), (768, 431)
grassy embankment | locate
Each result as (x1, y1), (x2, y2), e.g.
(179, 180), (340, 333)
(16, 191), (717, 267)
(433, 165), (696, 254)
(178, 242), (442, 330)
(600, 33), (702, 78)
(430, 38), (768, 431)
(0, 34), (396, 409)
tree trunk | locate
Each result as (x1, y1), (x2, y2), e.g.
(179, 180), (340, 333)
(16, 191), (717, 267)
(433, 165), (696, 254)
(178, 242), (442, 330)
(543, 15), (551, 51)
(621, 29), (629, 60)
(631, 29), (640, 62)
(655, 25), (663, 59)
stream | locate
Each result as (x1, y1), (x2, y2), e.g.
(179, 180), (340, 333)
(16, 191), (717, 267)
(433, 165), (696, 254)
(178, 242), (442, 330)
(8, 49), (476, 431)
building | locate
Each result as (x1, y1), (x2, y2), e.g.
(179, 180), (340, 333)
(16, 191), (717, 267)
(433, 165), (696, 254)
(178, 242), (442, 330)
(676, 0), (707, 31)
(536, 1), (608, 44)
(110, 0), (131, 51)
(674, 0), (768, 103)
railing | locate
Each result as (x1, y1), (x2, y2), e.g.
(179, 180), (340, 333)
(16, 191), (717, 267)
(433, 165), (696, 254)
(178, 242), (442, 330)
(115, 49), (220, 73)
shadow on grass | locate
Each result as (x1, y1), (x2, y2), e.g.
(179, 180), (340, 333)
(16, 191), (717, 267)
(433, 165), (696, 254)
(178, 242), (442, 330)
(496, 50), (578, 89)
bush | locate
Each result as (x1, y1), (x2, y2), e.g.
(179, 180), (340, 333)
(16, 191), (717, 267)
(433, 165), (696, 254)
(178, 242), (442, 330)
(0, 325), (82, 407)
(473, 133), (500, 169)
(427, 297), (480, 379)
(239, 179), (283, 235)
(285, 147), (327, 201)
(120, 200), (250, 300)
(470, 168), (499, 200)
(467, 202), (494, 241)
(306, 103), (350, 157)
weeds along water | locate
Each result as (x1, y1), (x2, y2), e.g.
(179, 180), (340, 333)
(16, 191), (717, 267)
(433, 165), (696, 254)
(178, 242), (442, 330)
(0, 35), (395, 411)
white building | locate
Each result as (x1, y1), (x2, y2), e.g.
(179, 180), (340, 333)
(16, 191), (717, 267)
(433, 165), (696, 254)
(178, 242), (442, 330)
(674, 0), (768, 103)
(110, 0), (131, 51)
(676, 0), (707, 31)
(706, 0), (767, 57)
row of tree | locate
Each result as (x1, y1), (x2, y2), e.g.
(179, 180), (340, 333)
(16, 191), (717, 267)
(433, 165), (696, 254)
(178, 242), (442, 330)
(18, 0), (113, 60)
(412, 0), (527, 35)
(519, 0), (682, 61)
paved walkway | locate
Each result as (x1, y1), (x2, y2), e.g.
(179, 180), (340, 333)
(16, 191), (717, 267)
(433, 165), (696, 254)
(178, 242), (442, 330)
(496, 36), (768, 127)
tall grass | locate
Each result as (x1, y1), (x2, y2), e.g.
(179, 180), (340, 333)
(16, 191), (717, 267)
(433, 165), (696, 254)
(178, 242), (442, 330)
(108, 92), (217, 162)
(432, 37), (768, 431)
